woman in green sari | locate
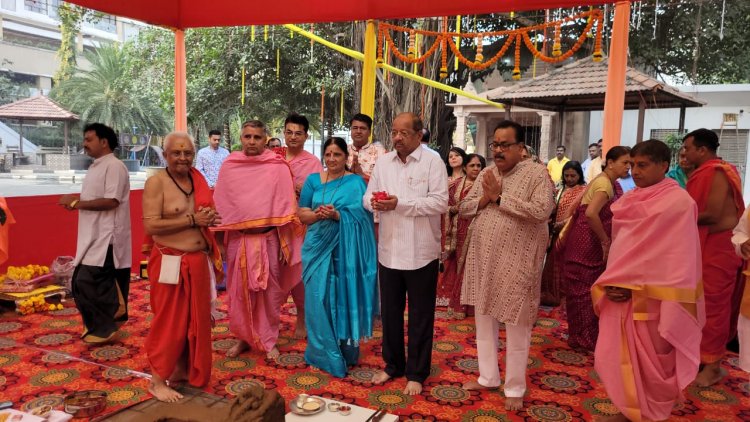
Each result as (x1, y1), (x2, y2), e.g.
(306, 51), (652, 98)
(666, 149), (695, 189)
(297, 137), (378, 378)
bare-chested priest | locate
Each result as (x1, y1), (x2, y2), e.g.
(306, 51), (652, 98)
(142, 132), (224, 402)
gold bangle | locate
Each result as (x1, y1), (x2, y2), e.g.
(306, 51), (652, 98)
(69, 199), (79, 209)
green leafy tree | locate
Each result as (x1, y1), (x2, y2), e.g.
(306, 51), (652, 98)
(629, 0), (750, 84)
(52, 44), (170, 134)
(54, 2), (90, 87)
(123, 25), (356, 147)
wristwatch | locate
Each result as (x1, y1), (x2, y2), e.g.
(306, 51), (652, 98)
(70, 199), (80, 209)
(494, 194), (502, 205)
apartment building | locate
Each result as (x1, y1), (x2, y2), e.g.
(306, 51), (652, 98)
(0, 0), (143, 97)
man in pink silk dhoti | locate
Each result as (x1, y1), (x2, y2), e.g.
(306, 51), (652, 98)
(214, 120), (304, 359)
(593, 140), (705, 422)
(282, 113), (323, 339)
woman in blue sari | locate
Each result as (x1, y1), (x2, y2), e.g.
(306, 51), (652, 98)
(297, 137), (378, 378)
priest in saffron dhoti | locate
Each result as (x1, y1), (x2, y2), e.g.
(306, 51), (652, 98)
(593, 140), (705, 422)
(214, 119), (304, 359)
(683, 128), (745, 387)
(142, 132), (223, 403)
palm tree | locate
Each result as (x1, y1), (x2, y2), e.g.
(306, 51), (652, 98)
(52, 43), (170, 134)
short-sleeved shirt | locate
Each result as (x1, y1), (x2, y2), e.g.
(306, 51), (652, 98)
(195, 146), (230, 188)
(347, 142), (387, 178)
(581, 175), (614, 205)
(546, 157), (570, 184)
(75, 153), (132, 269)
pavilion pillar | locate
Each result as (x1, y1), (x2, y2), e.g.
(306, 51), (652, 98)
(64, 121), (69, 154)
(636, 97), (646, 143)
(360, 20), (377, 120)
(18, 119), (23, 158)
(678, 106), (686, 133)
(475, 115), (488, 158)
(454, 111), (467, 149)
(537, 111), (556, 163)
(557, 109), (566, 149)
(601, 1), (631, 154)
(504, 104), (512, 120)
(174, 29), (187, 132)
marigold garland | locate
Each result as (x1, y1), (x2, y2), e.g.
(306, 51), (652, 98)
(377, 9), (604, 80)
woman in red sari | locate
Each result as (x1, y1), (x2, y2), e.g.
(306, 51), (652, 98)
(540, 161), (587, 307)
(437, 153), (486, 319)
(563, 146), (631, 351)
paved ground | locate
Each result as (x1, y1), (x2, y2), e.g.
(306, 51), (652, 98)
(0, 174), (146, 197)
(99, 387), (230, 421)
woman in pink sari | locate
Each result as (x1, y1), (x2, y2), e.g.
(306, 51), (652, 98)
(437, 154), (486, 319)
(540, 161), (586, 307)
(563, 146), (631, 351)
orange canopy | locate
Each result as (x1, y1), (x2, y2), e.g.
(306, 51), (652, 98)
(66, 0), (615, 28)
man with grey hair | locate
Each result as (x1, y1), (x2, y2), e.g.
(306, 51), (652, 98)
(142, 131), (224, 402)
(213, 120), (304, 361)
(365, 112), (448, 395)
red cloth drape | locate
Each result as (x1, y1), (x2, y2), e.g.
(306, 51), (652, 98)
(1, 191), (144, 273)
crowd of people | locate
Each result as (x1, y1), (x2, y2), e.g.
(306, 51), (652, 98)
(51, 115), (750, 420)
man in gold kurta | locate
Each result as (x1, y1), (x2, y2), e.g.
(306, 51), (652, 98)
(459, 120), (554, 411)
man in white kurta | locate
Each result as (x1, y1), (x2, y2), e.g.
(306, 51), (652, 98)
(58, 123), (131, 344)
(459, 120), (554, 410)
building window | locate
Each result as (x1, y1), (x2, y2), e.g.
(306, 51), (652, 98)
(23, 0), (44, 14)
(23, 0), (59, 18)
(86, 14), (117, 33)
(1, 0), (16, 11)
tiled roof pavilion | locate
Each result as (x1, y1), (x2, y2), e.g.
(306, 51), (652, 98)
(489, 57), (705, 112)
(0, 95), (79, 121)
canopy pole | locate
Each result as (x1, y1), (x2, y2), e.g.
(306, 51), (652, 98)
(285, 23), (502, 108)
(601, 1), (631, 154)
(360, 20), (377, 119)
(174, 29), (187, 132)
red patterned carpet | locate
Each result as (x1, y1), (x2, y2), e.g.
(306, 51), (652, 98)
(0, 280), (748, 421)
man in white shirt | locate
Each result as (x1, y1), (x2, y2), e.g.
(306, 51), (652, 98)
(586, 139), (604, 182)
(420, 127), (440, 156)
(58, 123), (131, 344)
(195, 129), (230, 188)
(364, 112), (449, 395)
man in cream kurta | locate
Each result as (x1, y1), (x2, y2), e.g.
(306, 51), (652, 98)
(58, 123), (131, 344)
(459, 120), (554, 411)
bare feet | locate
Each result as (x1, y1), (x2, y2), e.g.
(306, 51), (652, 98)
(505, 396), (524, 411)
(149, 379), (184, 403)
(462, 380), (499, 391)
(168, 366), (188, 388)
(403, 381), (422, 395)
(694, 363), (726, 387)
(294, 319), (307, 339)
(226, 340), (250, 358)
(371, 370), (392, 385)
(266, 347), (280, 360)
